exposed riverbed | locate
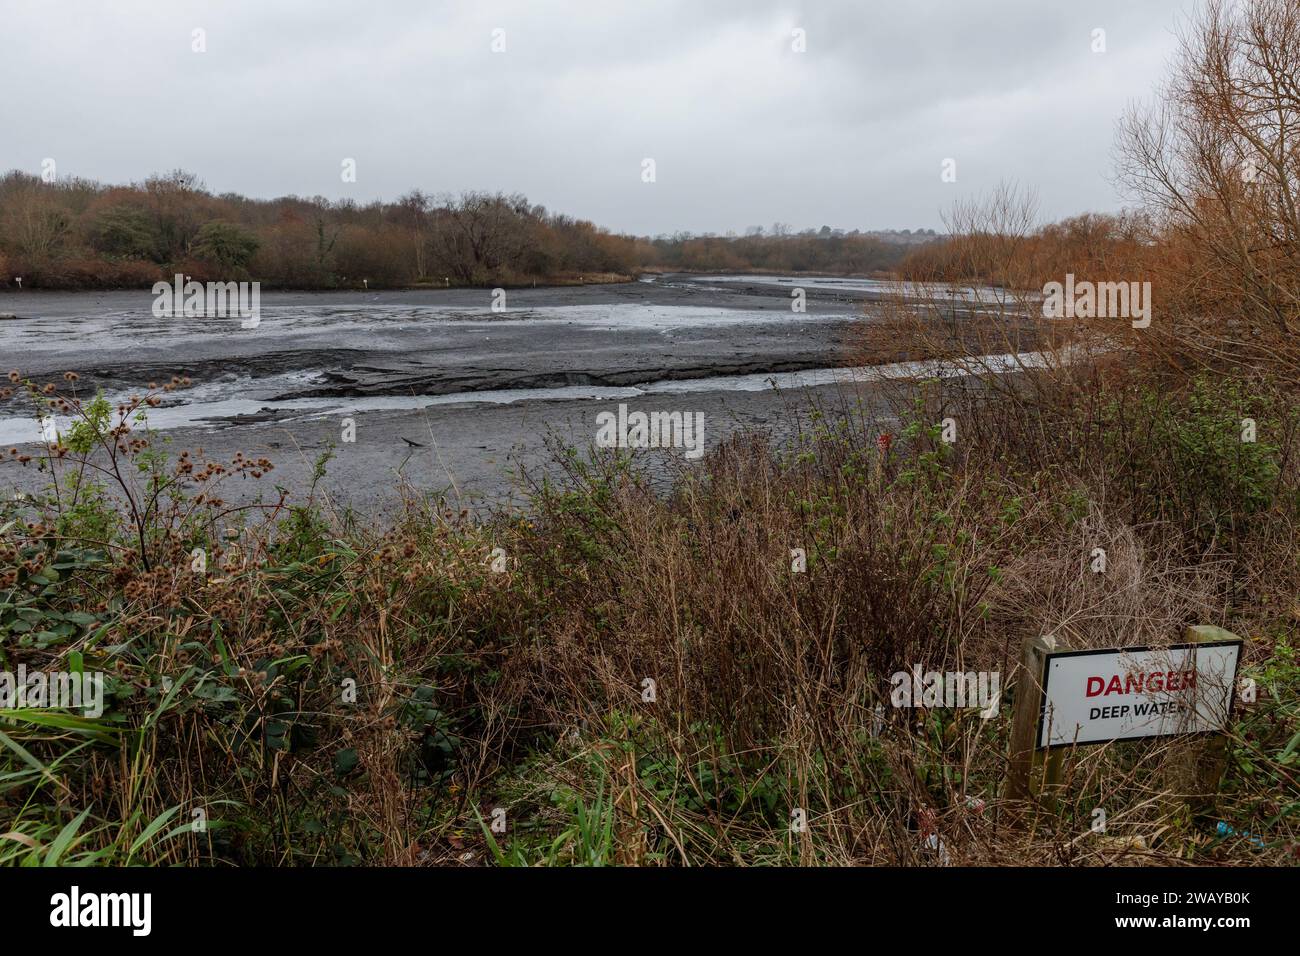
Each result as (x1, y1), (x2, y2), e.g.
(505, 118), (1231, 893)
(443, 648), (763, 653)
(0, 274), (1019, 514)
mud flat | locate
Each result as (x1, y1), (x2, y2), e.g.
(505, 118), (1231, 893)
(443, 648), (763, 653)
(0, 274), (1002, 512)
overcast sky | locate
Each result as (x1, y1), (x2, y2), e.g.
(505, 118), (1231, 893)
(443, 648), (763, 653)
(1, 0), (1195, 235)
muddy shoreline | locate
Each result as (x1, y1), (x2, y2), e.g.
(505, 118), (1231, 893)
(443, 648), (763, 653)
(0, 274), (977, 511)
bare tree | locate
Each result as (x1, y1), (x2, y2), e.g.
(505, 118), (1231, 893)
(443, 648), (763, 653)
(394, 190), (431, 280)
(141, 169), (207, 261)
(4, 184), (71, 263)
(1116, 0), (1300, 372)
(430, 191), (534, 282)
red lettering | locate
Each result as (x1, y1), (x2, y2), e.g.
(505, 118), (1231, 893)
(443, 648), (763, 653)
(1086, 676), (1104, 697)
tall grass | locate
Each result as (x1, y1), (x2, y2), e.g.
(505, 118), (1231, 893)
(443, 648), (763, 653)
(1, 358), (1296, 866)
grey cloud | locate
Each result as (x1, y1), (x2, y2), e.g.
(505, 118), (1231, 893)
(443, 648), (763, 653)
(1, 0), (1194, 234)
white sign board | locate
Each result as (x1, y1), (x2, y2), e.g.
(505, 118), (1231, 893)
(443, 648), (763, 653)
(1038, 641), (1241, 748)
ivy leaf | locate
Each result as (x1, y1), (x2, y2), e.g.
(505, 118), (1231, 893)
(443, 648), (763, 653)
(334, 747), (359, 776)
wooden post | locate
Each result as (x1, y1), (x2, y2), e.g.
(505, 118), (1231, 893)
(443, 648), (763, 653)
(1006, 635), (1064, 806)
(1179, 625), (1243, 817)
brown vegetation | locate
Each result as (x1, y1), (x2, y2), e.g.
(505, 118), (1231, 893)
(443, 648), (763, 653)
(643, 227), (913, 275)
(0, 172), (921, 292)
(0, 174), (640, 290)
(1, 360), (1295, 865)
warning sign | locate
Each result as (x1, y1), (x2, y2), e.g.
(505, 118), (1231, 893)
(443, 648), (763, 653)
(1037, 641), (1241, 748)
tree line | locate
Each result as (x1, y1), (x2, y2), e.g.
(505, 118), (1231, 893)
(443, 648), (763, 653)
(0, 172), (642, 289)
(0, 170), (921, 290)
